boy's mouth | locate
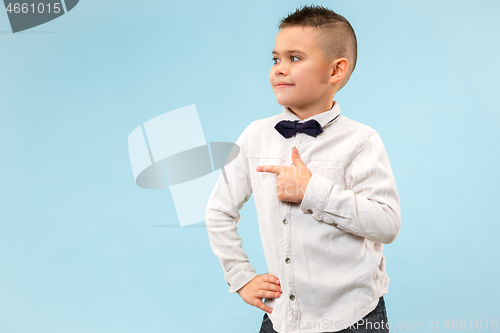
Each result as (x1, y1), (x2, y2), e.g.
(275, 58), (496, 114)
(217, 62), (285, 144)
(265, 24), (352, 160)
(275, 82), (295, 89)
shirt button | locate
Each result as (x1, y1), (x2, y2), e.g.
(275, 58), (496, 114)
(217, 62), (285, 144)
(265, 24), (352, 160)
(332, 222), (338, 227)
(285, 257), (291, 264)
(289, 294), (295, 301)
(282, 218), (288, 224)
(307, 209), (313, 214)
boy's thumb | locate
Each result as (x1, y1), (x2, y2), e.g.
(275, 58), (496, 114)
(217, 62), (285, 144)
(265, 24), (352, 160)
(292, 147), (304, 166)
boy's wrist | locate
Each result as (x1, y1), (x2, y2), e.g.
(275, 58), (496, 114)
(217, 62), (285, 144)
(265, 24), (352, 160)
(300, 173), (333, 219)
(226, 262), (258, 294)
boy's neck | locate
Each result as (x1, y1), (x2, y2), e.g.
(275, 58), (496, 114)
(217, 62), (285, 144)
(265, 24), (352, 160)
(286, 99), (336, 121)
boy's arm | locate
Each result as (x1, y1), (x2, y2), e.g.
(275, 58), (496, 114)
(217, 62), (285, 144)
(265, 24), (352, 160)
(205, 123), (258, 293)
(300, 130), (401, 244)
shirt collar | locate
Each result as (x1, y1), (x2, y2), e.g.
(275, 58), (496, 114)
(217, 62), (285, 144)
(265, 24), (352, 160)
(281, 100), (341, 129)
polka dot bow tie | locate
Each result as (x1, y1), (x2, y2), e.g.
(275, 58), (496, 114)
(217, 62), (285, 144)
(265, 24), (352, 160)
(274, 119), (324, 139)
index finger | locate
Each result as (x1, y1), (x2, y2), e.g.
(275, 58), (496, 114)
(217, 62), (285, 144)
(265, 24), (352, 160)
(256, 165), (282, 174)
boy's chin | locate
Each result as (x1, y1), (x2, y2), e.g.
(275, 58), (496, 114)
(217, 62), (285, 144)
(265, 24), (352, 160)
(278, 103), (301, 111)
(275, 97), (297, 108)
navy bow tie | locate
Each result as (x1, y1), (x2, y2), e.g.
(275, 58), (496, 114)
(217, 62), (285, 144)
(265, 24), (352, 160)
(274, 119), (323, 138)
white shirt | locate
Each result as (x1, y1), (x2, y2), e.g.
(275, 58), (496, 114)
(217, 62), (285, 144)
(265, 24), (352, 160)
(205, 101), (401, 333)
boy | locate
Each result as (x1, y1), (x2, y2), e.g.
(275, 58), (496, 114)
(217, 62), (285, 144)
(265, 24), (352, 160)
(205, 4), (400, 333)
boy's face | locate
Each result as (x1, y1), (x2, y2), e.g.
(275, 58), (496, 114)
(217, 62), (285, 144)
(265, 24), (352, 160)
(270, 26), (336, 111)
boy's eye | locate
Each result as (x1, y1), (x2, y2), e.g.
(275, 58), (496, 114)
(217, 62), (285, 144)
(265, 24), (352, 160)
(272, 55), (300, 65)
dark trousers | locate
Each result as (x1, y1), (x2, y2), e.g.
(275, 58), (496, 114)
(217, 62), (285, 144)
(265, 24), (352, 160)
(259, 296), (389, 333)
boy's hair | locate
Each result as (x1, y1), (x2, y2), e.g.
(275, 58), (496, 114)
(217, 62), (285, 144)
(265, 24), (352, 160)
(277, 4), (357, 89)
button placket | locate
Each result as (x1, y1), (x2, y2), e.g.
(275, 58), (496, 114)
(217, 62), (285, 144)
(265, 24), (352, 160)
(283, 208), (295, 319)
(285, 134), (302, 325)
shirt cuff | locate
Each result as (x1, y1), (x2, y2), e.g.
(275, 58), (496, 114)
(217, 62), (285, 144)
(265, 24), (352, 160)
(300, 173), (333, 220)
(300, 173), (352, 225)
(226, 262), (258, 293)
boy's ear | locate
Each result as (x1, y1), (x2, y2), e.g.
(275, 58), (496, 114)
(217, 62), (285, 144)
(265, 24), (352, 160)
(330, 58), (349, 83)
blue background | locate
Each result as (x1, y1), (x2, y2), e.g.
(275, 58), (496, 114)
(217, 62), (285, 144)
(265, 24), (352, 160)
(1, 0), (499, 332)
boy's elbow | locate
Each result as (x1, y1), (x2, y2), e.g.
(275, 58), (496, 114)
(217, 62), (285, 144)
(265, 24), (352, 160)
(381, 209), (401, 244)
(381, 225), (400, 244)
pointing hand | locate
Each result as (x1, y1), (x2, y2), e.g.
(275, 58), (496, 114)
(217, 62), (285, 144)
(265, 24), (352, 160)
(256, 148), (312, 203)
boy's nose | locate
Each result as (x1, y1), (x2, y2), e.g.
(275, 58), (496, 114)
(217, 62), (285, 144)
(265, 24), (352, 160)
(274, 67), (288, 76)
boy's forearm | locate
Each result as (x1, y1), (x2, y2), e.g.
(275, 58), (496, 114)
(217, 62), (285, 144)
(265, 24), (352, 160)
(205, 203), (258, 293)
(300, 131), (401, 244)
(300, 176), (400, 244)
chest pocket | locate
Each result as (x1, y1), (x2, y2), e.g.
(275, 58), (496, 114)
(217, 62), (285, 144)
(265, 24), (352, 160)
(305, 161), (345, 188)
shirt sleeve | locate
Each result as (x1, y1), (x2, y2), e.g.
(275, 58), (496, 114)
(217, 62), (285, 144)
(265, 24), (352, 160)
(205, 122), (258, 293)
(299, 130), (401, 244)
